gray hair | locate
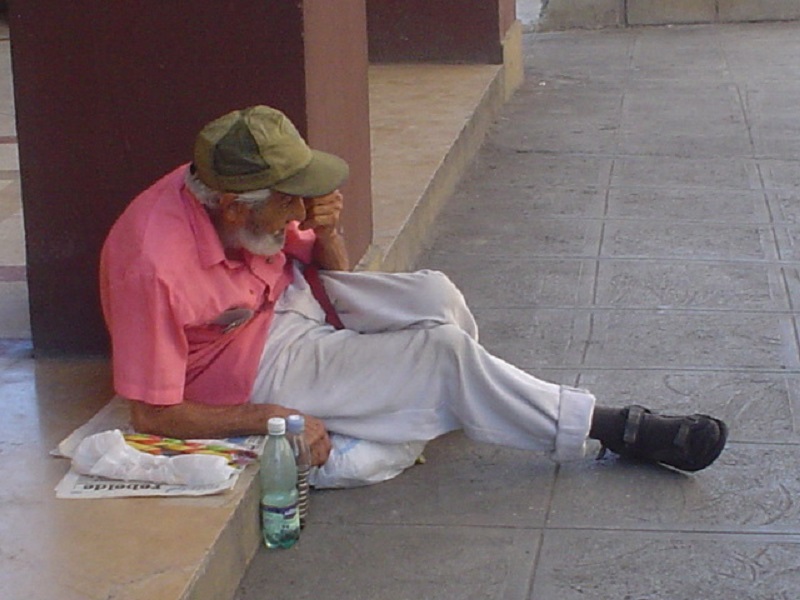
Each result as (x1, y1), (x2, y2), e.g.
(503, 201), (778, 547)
(184, 168), (272, 209)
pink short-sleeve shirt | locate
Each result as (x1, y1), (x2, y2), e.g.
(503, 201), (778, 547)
(99, 164), (315, 406)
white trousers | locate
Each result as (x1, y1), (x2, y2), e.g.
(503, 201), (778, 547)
(250, 264), (595, 460)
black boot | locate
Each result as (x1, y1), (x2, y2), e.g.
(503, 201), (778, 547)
(592, 405), (728, 472)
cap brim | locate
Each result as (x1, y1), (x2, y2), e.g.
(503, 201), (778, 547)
(271, 150), (349, 197)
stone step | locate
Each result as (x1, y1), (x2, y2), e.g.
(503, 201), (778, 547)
(539, 0), (800, 30)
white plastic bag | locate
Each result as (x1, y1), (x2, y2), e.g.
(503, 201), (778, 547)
(71, 429), (236, 486)
(309, 434), (426, 489)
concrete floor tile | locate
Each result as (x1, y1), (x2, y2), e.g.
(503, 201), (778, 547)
(446, 182), (606, 219)
(0, 281), (29, 337)
(310, 432), (555, 528)
(731, 56), (800, 82)
(747, 83), (800, 158)
(237, 524), (540, 600)
(619, 123), (753, 158)
(767, 191), (800, 223)
(534, 368), (583, 389)
(718, 22), (800, 58)
(474, 153), (614, 190)
(744, 83), (800, 121)
(601, 221), (776, 261)
(0, 141), (17, 169)
(734, 65), (800, 84)
(611, 156), (761, 190)
(0, 209), (25, 266)
(754, 136), (800, 159)
(621, 79), (744, 111)
(583, 311), (798, 370)
(533, 530), (800, 599)
(594, 261), (788, 311)
(472, 307), (591, 368)
(551, 443), (800, 533)
(0, 176), (20, 219)
(419, 255), (595, 309)
(606, 187), (770, 222)
(435, 216), (603, 258)
(577, 370), (800, 443)
(760, 160), (800, 191)
(772, 226), (800, 261)
(525, 31), (635, 81)
(618, 84), (752, 157)
(628, 28), (728, 75)
(502, 74), (626, 114)
(489, 84), (622, 154)
(488, 118), (619, 155)
(619, 132), (752, 160)
(781, 266), (800, 307)
(726, 54), (800, 84)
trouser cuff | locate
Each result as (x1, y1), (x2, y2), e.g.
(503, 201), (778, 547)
(553, 385), (596, 461)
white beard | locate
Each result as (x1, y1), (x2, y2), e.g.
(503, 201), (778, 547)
(234, 228), (286, 257)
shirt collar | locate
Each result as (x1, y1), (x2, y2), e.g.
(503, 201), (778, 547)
(179, 171), (229, 269)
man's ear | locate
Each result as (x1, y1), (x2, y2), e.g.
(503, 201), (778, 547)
(219, 193), (249, 225)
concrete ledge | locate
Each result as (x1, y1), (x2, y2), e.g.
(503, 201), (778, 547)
(719, 0), (800, 21)
(629, 0), (716, 25)
(538, 0), (624, 30)
(538, 0), (800, 29)
(188, 470), (261, 600)
(359, 22), (524, 272)
(360, 63), (504, 272)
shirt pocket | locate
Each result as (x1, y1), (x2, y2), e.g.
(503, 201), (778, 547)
(186, 307), (256, 345)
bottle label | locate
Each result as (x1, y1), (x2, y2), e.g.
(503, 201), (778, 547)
(261, 502), (300, 548)
(263, 503), (298, 518)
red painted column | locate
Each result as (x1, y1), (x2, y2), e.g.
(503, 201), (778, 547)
(367, 0), (515, 63)
(8, 0), (371, 355)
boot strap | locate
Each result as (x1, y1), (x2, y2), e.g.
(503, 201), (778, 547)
(622, 405), (646, 447)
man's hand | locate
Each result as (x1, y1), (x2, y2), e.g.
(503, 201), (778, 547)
(303, 190), (350, 271)
(299, 190), (344, 235)
(302, 413), (332, 466)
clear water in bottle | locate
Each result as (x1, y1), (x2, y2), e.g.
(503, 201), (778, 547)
(260, 417), (300, 549)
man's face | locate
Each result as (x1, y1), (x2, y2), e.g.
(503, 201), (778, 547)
(233, 191), (306, 257)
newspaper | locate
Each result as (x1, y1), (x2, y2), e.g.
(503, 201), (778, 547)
(54, 396), (265, 499)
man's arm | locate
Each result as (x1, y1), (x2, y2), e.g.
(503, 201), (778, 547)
(301, 190), (350, 271)
(128, 398), (332, 466)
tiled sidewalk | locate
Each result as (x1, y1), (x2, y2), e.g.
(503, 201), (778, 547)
(238, 22), (800, 600)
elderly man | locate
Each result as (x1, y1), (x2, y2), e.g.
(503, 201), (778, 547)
(100, 105), (727, 475)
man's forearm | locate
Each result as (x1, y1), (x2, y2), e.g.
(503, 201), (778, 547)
(313, 229), (350, 271)
(129, 397), (295, 440)
(128, 397), (332, 466)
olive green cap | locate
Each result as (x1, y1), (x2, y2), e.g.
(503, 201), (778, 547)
(193, 105), (349, 196)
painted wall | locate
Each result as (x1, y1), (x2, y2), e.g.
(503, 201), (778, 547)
(9, 0), (371, 354)
(367, 0), (513, 63)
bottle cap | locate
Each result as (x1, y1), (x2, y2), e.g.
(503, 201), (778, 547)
(267, 417), (286, 436)
(287, 414), (305, 434)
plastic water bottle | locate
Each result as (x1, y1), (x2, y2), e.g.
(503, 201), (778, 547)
(286, 414), (311, 529)
(260, 417), (300, 549)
